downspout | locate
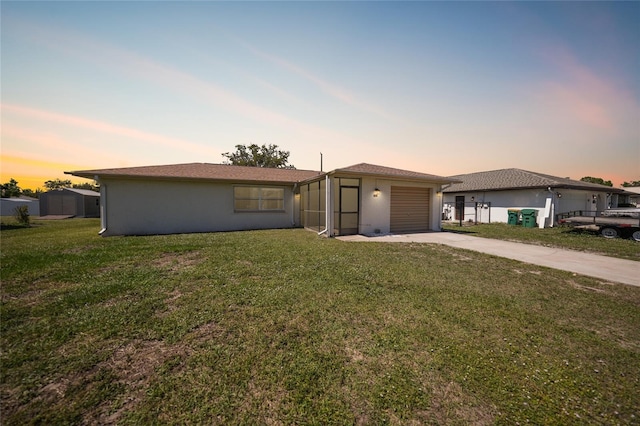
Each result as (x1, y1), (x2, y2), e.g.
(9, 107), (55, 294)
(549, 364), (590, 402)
(98, 178), (107, 235)
(547, 187), (555, 228)
(318, 174), (330, 236)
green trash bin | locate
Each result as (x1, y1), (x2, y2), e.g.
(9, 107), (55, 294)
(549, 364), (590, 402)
(521, 209), (537, 228)
(507, 209), (521, 225)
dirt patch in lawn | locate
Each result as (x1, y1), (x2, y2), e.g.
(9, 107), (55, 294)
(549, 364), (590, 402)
(422, 378), (495, 425)
(150, 251), (203, 273)
(86, 339), (188, 424)
(28, 321), (225, 424)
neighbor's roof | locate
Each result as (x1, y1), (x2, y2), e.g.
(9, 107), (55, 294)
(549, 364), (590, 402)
(66, 163), (324, 184)
(623, 187), (640, 195)
(443, 168), (625, 193)
(60, 188), (100, 196)
(327, 163), (460, 184)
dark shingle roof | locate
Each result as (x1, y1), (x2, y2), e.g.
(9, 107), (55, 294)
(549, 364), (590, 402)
(66, 163), (324, 184)
(443, 168), (624, 193)
(330, 163), (459, 184)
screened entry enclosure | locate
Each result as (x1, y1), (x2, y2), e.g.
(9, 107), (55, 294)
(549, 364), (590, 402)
(300, 177), (361, 236)
(300, 179), (326, 232)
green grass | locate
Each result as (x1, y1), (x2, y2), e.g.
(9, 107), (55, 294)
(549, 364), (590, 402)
(2, 219), (639, 424)
(443, 222), (640, 261)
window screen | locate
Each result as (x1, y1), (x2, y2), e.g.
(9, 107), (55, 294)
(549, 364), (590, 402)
(234, 187), (285, 211)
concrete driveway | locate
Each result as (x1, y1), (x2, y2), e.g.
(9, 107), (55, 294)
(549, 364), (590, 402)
(337, 232), (639, 287)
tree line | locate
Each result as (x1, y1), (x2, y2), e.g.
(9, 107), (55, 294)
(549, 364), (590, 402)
(580, 177), (640, 188)
(1, 178), (99, 199)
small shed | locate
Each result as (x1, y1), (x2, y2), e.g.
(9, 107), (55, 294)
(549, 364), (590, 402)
(0, 196), (40, 216)
(39, 188), (100, 218)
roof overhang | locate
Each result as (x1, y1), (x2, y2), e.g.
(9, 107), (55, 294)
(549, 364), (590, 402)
(65, 163), (323, 186)
(65, 172), (304, 186)
(443, 184), (626, 194)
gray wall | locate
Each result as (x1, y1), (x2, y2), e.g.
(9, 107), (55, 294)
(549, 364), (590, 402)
(40, 190), (100, 217)
(100, 178), (297, 236)
(0, 198), (40, 216)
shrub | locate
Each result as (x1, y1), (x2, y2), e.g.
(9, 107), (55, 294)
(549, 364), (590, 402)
(13, 205), (30, 226)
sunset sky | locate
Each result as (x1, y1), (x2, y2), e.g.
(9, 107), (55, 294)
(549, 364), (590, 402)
(2, 1), (638, 190)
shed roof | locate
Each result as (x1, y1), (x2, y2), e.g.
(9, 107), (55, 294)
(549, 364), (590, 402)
(63, 188), (100, 196)
(443, 168), (625, 193)
(328, 163), (459, 184)
(67, 163), (324, 184)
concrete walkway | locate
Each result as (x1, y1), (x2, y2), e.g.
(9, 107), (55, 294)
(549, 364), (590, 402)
(337, 232), (639, 287)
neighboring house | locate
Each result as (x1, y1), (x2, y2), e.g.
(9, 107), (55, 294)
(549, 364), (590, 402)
(39, 188), (100, 218)
(442, 168), (628, 228)
(622, 187), (640, 206)
(0, 196), (40, 216)
(65, 162), (457, 237)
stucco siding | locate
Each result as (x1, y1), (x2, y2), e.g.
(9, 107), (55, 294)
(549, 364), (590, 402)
(359, 177), (441, 235)
(100, 178), (296, 236)
(444, 188), (611, 226)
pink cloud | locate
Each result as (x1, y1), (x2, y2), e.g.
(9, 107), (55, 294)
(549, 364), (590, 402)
(1, 104), (217, 157)
(534, 45), (638, 131)
(541, 83), (612, 130)
(6, 18), (372, 150)
(1, 123), (127, 165)
(234, 38), (402, 123)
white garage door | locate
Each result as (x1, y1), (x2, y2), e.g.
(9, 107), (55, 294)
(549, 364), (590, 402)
(390, 186), (430, 233)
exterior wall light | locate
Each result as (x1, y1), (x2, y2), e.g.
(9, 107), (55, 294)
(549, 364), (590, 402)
(556, 192), (562, 198)
(373, 188), (380, 197)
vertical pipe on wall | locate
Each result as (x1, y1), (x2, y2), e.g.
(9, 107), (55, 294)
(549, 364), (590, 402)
(318, 174), (330, 236)
(98, 179), (107, 235)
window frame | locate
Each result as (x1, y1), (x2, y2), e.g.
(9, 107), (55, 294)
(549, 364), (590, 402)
(233, 186), (286, 212)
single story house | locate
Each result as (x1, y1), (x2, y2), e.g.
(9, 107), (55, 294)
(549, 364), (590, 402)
(39, 188), (100, 218)
(623, 187), (640, 206)
(0, 196), (40, 216)
(66, 162), (457, 237)
(442, 168), (628, 228)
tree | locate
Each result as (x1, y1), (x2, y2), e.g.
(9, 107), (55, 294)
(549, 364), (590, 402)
(21, 188), (43, 199)
(1, 179), (21, 198)
(622, 180), (640, 187)
(222, 144), (294, 168)
(44, 179), (72, 190)
(580, 176), (612, 187)
(72, 182), (100, 191)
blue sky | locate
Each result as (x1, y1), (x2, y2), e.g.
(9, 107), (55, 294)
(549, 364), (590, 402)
(2, 1), (638, 189)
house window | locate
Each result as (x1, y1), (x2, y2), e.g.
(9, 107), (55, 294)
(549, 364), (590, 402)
(234, 187), (285, 212)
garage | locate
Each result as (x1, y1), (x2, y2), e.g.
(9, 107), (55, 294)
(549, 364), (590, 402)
(390, 186), (430, 233)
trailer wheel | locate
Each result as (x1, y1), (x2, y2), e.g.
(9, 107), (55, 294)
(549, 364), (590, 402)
(632, 230), (640, 242)
(601, 227), (619, 238)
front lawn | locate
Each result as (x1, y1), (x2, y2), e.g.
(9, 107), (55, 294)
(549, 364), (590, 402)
(2, 219), (639, 424)
(443, 222), (640, 261)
